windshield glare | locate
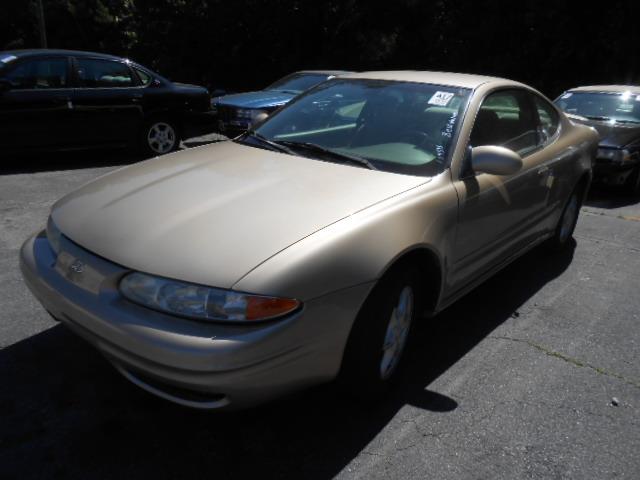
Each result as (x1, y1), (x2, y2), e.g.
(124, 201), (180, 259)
(266, 73), (329, 93)
(556, 91), (640, 124)
(254, 79), (471, 176)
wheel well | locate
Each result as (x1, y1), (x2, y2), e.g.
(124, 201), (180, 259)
(380, 248), (443, 315)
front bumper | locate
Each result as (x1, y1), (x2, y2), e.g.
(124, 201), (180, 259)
(20, 232), (372, 409)
(593, 158), (639, 185)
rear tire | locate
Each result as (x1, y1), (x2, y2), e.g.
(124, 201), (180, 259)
(547, 185), (583, 251)
(140, 118), (180, 157)
(338, 267), (421, 398)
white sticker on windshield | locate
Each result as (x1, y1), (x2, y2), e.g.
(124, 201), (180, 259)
(428, 91), (455, 106)
(0, 55), (17, 64)
(561, 92), (573, 99)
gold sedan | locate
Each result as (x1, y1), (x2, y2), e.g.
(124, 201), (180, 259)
(20, 71), (598, 409)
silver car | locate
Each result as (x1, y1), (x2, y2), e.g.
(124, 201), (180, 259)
(20, 71), (597, 410)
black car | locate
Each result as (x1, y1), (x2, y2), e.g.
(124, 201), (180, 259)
(555, 85), (640, 194)
(0, 49), (214, 156)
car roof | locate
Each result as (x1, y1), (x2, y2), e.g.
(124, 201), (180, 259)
(0, 49), (127, 62)
(567, 85), (640, 94)
(340, 70), (521, 89)
(294, 70), (354, 76)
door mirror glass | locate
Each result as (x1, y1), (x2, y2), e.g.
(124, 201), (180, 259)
(471, 145), (523, 175)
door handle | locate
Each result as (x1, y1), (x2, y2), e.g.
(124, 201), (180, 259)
(537, 166), (549, 175)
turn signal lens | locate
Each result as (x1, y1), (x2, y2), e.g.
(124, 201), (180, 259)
(246, 297), (300, 321)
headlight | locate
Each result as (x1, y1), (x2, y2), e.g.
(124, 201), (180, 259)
(236, 108), (267, 120)
(46, 217), (62, 256)
(120, 272), (300, 323)
(597, 148), (631, 162)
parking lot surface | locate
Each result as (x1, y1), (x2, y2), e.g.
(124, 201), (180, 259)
(1, 142), (639, 479)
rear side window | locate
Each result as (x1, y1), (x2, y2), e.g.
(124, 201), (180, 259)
(470, 89), (539, 156)
(533, 95), (560, 144)
(134, 67), (152, 86)
(5, 57), (68, 89)
(76, 58), (135, 88)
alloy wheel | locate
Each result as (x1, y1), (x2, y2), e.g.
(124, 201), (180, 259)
(147, 122), (177, 154)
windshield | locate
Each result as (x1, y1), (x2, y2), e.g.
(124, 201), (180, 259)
(0, 54), (18, 73)
(266, 73), (331, 94)
(248, 79), (471, 176)
(555, 91), (640, 124)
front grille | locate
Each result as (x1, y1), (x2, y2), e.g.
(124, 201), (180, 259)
(217, 104), (237, 123)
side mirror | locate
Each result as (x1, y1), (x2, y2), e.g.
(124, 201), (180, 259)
(471, 145), (522, 175)
(0, 78), (12, 93)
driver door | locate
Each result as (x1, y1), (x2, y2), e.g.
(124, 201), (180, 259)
(449, 88), (550, 291)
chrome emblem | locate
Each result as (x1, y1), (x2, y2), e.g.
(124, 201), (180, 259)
(69, 259), (85, 274)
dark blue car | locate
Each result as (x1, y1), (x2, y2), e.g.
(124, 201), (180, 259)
(211, 70), (351, 137)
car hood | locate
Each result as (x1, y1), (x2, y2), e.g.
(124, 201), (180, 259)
(216, 90), (295, 109)
(51, 141), (428, 289)
(568, 116), (640, 148)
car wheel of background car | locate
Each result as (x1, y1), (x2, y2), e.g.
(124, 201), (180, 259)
(624, 167), (640, 196)
(141, 118), (179, 156)
(547, 185), (583, 250)
(338, 267), (421, 397)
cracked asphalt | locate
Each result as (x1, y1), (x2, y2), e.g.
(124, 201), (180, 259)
(1, 142), (639, 479)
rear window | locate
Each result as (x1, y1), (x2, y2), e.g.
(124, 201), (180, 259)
(134, 67), (152, 86)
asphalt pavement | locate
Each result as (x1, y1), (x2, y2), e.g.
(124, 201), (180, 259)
(1, 141), (639, 479)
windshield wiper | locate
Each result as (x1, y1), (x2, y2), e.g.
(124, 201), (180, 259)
(584, 115), (611, 121)
(242, 130), (295, 155)
(277, 141), (378, 170)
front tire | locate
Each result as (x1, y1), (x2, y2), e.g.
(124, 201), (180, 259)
(339, 268), (420, 397)
(140, 118), (180, 156)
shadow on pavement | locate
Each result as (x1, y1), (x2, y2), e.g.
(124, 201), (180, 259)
(0, 135), (226, 175)
(585, 184), (640, 209)
(0, 149), (145, 175)
(0, 242), (575, 479)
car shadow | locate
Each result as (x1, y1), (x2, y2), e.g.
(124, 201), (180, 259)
(0, 135), (227, 175)
(585, 184), (640, 209)
(0, 242), (575, 479)
(0, 149), (145, 175)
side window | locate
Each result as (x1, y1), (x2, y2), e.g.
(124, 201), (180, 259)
(5, 58), (68, 89)
(470, 89), (539, 156)
(532, 95), (560, 144)
(76, 59), (135, 88)
(134, 67), (152, 86)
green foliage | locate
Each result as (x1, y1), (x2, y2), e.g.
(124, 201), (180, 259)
(2, 0), (640, 96)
